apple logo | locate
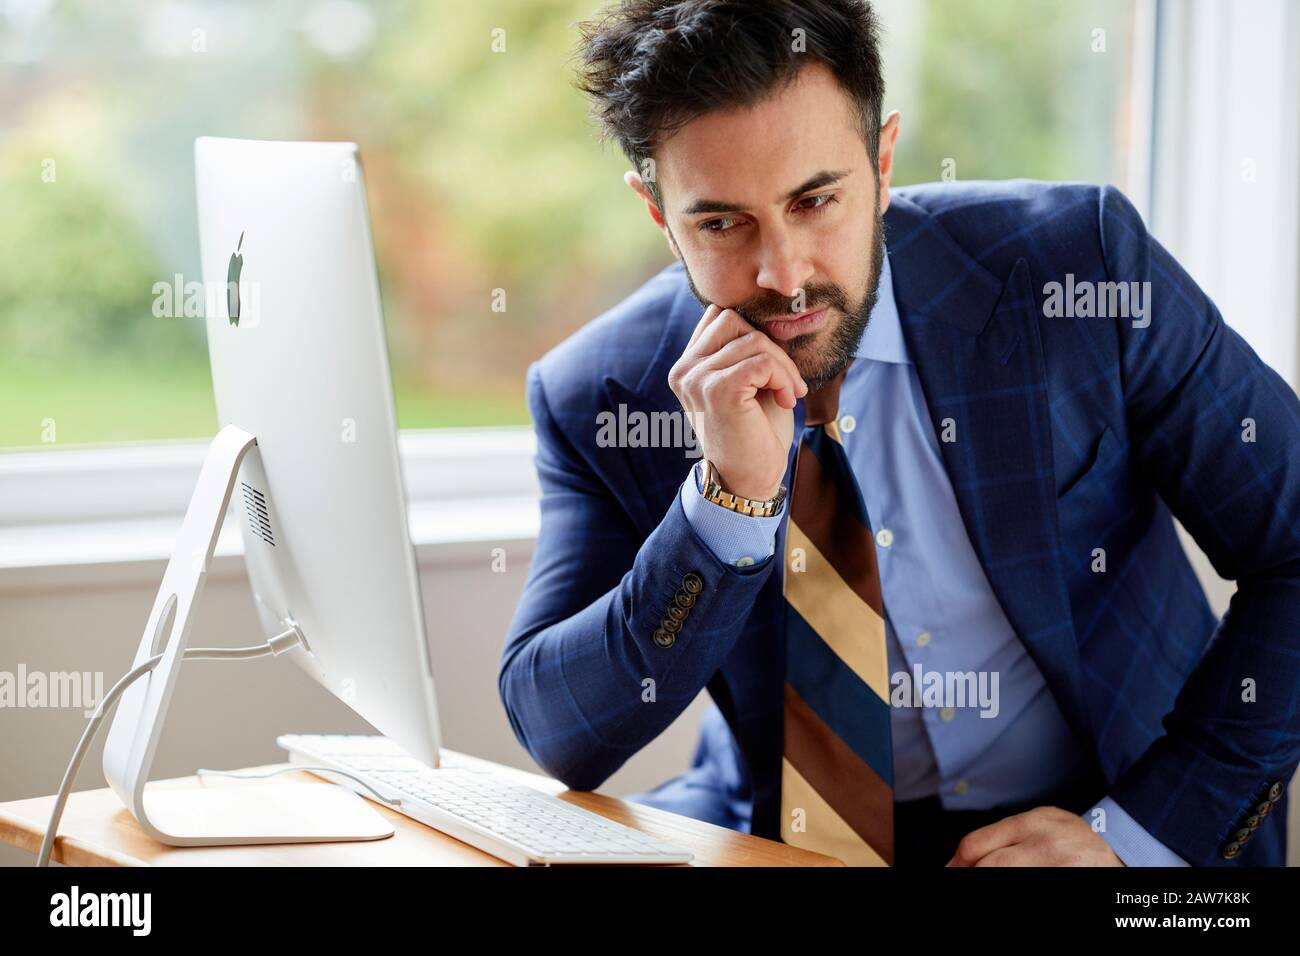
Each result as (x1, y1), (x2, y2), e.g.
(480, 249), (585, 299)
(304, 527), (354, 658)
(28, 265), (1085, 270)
(226, 231), (245, 326)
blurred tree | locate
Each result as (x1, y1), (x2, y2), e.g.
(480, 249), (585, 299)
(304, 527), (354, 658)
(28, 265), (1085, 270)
(0, 139), (185, 360)
(887, 0), (1128, 186)
(307, 0), (669, 385)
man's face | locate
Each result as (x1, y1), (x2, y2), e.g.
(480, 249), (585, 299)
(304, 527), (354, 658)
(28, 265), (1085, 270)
(631, 61), (899, 392)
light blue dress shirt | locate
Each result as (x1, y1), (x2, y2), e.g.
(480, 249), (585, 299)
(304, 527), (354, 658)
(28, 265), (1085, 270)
(679, 250), (1187, 866)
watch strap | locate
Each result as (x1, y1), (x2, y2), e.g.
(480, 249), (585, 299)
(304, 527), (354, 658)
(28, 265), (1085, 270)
(699, 459), (787, 518)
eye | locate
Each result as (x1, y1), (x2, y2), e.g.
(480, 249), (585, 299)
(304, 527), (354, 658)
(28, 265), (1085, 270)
(695, 193), (838, 239)
(697, 215), (744, 237)
(796, 193), (839, 214)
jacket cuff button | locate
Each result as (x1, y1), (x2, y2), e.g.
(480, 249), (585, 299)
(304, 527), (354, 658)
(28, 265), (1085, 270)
(653, 628), (675, 648)
(682, 572), (703, 594)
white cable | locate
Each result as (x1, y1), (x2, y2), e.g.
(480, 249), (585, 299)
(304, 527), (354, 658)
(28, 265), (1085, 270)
(195, 766), (401, 807)
(37, 640), (287, 867)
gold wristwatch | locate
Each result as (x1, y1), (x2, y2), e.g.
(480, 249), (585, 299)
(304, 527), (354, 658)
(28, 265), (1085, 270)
(699, 459), (787, 517)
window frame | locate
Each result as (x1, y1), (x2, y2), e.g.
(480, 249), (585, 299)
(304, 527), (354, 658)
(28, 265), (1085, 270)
(2, 1), (1181, 578)
(0, 427), (540, 585)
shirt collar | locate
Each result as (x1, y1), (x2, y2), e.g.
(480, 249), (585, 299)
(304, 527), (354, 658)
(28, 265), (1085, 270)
(852, 249), (910, 365)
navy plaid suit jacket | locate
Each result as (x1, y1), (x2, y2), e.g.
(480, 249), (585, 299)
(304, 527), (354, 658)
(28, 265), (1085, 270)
(499, 180), (1300, 866)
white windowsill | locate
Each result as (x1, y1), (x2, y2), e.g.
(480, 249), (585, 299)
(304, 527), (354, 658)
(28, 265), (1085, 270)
(0, 427), (541, 592)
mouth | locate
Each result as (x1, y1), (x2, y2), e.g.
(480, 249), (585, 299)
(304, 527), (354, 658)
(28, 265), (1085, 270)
(762, 306), (829, 342)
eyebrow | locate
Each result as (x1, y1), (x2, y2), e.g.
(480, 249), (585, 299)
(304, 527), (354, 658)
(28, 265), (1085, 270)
(679, 168), (852, 217)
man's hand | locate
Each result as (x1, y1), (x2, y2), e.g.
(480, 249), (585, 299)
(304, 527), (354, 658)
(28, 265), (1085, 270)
(945, 806), (1126, 867)
(668, 304), (808, 501)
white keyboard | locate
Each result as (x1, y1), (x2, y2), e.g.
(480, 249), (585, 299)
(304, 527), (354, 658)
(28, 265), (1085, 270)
(277, 734), (693, 867)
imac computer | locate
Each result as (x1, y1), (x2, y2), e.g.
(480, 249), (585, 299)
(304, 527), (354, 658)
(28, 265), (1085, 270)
(87, 137), (691, 866)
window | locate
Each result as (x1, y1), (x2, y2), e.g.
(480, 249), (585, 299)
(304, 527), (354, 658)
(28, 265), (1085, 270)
(877, 0), (1142, 190)
(0, 0), (1144, 452)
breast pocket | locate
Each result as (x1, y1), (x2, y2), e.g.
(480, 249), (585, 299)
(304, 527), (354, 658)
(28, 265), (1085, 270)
(1055, 424), (1124, 501)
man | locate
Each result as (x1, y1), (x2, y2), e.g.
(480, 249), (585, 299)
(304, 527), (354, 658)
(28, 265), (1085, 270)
(498, 0), (1299, 866)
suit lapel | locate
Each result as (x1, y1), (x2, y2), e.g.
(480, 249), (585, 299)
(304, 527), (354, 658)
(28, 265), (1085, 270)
(887, 196), (1096, 761)
(600, 273), (708, 534)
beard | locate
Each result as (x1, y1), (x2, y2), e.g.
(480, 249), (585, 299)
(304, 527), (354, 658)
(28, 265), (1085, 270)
(679, 195), (887, 394)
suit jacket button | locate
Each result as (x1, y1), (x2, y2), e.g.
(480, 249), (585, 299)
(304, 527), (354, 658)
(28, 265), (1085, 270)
(1246, 814), (1261, 829)
(1258, 801), (1274, 817)
(661, 617), (682, 634)
(1222, 841), (1242, 860)
(666, 604), (688, 622)
(1235, 827), (1253, 842)
(1269, 781), (1284, 801)
(653, 628), (675, 648)
(682, 572), (703, 594)
(674, 590), (697, 609)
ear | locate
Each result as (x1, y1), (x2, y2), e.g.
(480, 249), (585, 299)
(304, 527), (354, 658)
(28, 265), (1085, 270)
(876, 110), (901, 214)
(624, 170), (681, 260)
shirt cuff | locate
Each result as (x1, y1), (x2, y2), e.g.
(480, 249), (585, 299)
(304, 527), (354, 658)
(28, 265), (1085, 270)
(679, 460), (784, 571)
(1084, 796), (1189, 866)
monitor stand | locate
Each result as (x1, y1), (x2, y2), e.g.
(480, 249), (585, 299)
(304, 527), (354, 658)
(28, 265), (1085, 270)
(101, 425), (394, 846)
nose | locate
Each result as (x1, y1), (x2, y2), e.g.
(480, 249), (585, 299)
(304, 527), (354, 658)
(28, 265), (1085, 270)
(755, 228), (813, 302)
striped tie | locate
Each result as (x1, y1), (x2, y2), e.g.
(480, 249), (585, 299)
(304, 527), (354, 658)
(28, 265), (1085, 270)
(780, 361), (895, 866)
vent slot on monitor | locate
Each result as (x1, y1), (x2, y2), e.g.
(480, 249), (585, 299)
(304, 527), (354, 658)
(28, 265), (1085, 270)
(240, 481), (276, 547)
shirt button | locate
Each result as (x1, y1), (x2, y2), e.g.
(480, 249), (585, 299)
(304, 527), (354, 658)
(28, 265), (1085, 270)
(875, 528), (894, 548)
(953, 779), (970, 796)
(916, 631), (932, 647)
(939, 707), (956, 722)
(735, 556), (754, 567)
(839, 414), (856, 433)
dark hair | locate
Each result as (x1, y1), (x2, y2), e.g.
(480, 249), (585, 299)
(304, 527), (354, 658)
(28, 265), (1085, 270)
(575, 0), (885, 206)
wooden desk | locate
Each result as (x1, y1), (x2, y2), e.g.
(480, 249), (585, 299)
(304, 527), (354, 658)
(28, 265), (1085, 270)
(0, 750), (841, 867)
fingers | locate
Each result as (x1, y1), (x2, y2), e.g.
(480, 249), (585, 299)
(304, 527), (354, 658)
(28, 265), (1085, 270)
(692, 310), (807, 393)
(670, 304), (808, 416)
(686, 303), (722, 350)
(947, 810), (1038, 866)
(691, 307), (754, 357)
(718, 352), (801, 409)
(698, 329), (797, 384)
(972, 846), (1030, 867)
(671, 305), (725, 400)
